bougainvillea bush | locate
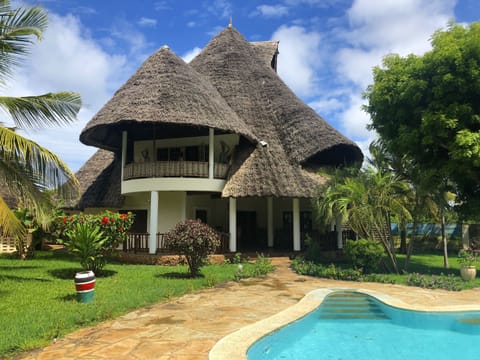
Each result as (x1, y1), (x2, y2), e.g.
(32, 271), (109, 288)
(53, 211), (134, 272)
(164, 219), (220, 277)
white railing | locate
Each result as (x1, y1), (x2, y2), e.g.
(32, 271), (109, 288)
(123, 161), (229, 180)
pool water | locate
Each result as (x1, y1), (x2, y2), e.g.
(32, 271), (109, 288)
(248, 291), (480, 360)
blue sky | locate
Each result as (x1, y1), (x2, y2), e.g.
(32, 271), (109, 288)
(7, 0), (479, 171)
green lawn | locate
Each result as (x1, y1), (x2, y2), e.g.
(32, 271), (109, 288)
(0, 251), (250, 358)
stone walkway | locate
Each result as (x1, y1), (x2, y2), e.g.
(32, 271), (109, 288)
(17, 258), (480, 360)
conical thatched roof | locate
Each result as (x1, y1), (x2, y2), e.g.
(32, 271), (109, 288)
(190, 27), (362, 198)
(251, 40), (279, 70)
(80, 46), (256, 151)
(74, 149), (123, 209)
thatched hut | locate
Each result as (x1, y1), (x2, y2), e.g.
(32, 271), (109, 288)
(77, 25), (362, 253)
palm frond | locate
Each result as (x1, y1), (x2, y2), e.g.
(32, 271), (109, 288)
(0, 1), (47, 80)
(0, 92), (81, 129)
(0, 193), (24, 239)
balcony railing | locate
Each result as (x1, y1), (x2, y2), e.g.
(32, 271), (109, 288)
(123, 161), (229, 180)
(123, 232), (230, 254)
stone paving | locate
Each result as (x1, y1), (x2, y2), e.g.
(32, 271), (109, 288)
(17, 258), (480, 360)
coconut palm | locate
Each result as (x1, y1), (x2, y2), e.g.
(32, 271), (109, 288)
(316, 166), (412, 273)
(0, 0), (81, 249)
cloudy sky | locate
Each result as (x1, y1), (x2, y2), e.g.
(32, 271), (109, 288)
(5, 0), (478, 171)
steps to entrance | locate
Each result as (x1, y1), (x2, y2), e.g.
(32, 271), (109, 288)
(318, 292), (390, 320)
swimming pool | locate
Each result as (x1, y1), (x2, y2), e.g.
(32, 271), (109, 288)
(247, 291), (480, 360)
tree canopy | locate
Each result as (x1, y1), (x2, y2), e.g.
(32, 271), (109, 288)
(364, 22), (480, 217)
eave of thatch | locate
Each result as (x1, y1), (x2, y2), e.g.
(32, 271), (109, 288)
(80, 46), (257, 151)
(74, 149), (123, 209)
(190, 26), (362, 198)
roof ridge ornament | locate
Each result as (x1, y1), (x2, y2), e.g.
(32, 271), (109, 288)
(228, 16), (232, 28)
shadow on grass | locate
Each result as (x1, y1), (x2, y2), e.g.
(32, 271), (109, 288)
(59, 293), (78, 302)
(0, 265), (40, 270)
(0, 274), (52, 282)
(49, 268), (117, 279)
(156, 272), (202, 279)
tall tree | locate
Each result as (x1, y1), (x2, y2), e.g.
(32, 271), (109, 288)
(0, 1), (81, 248)
(364, 22), (480, 218)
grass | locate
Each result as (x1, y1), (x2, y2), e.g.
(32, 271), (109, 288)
(0, 250), (262, 358)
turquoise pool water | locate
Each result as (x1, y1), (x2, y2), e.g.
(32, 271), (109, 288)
(248, 291), (480, 360)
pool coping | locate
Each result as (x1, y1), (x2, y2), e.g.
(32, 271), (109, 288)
(208, 287), (480, 360)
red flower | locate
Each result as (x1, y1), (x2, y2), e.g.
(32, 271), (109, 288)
(62, 217), (67, 223)
(101, 216), (109, 225)
(120, 213), (128, 221)
(110, 217), (115, 223)
(118, 226), (124, 232)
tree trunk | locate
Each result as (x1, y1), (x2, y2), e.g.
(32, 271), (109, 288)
(399, 219), (407, 254)
(441, 208), (449, 269)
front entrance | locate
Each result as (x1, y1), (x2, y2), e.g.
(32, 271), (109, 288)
(237, 211), (256, 250)
(124, 209), (148, 232)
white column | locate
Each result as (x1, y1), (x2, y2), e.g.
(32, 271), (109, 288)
(462, 224), (470, 249)
(267, 197), (274, 247)
(336, 214), (343, 249)
(121, 131), (127, 181)
(293, 198), (301, 251)
(229, 197), (237, 252)
(149, 191), (159, 254)
(208, 128), (214, 179)
(180, 191), (187, 221)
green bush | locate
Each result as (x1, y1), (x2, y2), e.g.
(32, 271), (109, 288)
(304, 234), (322, 263)
(59, 222), (107, 273)
(164, 219), (220, 277)
(236, 253), (276, 280)
(291, 258), (363, 281)
(407, 272), (462, 291)
(344, 239), (384, 273)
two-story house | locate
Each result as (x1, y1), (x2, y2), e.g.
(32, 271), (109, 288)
(75, 25), (363, 254)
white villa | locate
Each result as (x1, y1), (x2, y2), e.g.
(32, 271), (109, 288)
(75, 25), (363, 254)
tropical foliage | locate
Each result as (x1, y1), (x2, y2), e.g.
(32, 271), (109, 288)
(164, 219), (220, 277)
(344, 239), (384, 273)
(54, 211), (134, 272)
(364, 21), (480, 218)
(315, 166), (412, 273)
(0, 0), (81, 253)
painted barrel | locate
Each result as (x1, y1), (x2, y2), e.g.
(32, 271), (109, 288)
(74, 271), (95, 303)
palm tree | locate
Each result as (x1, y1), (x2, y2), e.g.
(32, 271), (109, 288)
(316, 166), (412, 273)
(0, 0), (81, 252)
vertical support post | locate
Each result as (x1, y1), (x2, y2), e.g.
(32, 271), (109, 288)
(149, 191), (159, 254)
(267, 197), (274, 247)
(336, 214), (343, 249)
(229, 197), (237, 252)
(293, 198), (301, 251)
(121, 131), (127, 181)
(462, 224), (470, 249)
(180, 191), (187, 221)
(209, 128), (214, 179)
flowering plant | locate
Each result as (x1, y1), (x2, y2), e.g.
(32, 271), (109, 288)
(54, 211), (134, 251)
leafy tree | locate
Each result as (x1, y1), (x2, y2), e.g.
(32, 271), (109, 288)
(0, 0), (81, 252)
(364, 22), (480, 218)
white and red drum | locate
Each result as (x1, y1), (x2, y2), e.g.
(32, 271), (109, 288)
(74, 271), (95, 303)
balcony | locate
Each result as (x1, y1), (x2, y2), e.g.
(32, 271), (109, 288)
(123, 161), (229, 180)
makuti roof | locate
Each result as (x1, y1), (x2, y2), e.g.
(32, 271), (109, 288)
(75, 25), (362, 207)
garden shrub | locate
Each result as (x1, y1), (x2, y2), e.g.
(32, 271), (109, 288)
(291, 257), (363, 281)
(163, 219), (220, 277)
(236, 253), (276, 280)
(406, 272), (462, 291)
(344, 239), (384, 273)
(304, 234), (322, 263)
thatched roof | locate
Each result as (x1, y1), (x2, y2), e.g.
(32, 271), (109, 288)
(190, 27), (362, 198)
(251, 41), (279, 70)
(74, 149), (123, 209)
(80, 46), (256, 151)
(75, 25), (362, 206)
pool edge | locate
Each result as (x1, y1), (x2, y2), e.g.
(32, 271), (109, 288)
(208, 287), (480, 360)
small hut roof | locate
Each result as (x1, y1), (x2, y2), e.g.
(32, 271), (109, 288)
(80, 46), (256, 151)
(74, 149), (123, 209)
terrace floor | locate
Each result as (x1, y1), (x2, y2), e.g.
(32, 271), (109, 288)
(17, 258), (480, 360)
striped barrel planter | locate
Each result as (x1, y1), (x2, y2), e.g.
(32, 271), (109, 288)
(74, 271), (95, 303)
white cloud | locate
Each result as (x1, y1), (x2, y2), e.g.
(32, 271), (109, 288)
(272, 25), (322, 97)
(1, 13), (131, 172)
(253, 4), (289, 17)
(137, 17), (157, 27)
(182, 47), (202, 63)
(206, 0), (232, 18)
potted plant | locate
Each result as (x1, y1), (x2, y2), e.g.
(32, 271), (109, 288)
(458, 249), (477, 281)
